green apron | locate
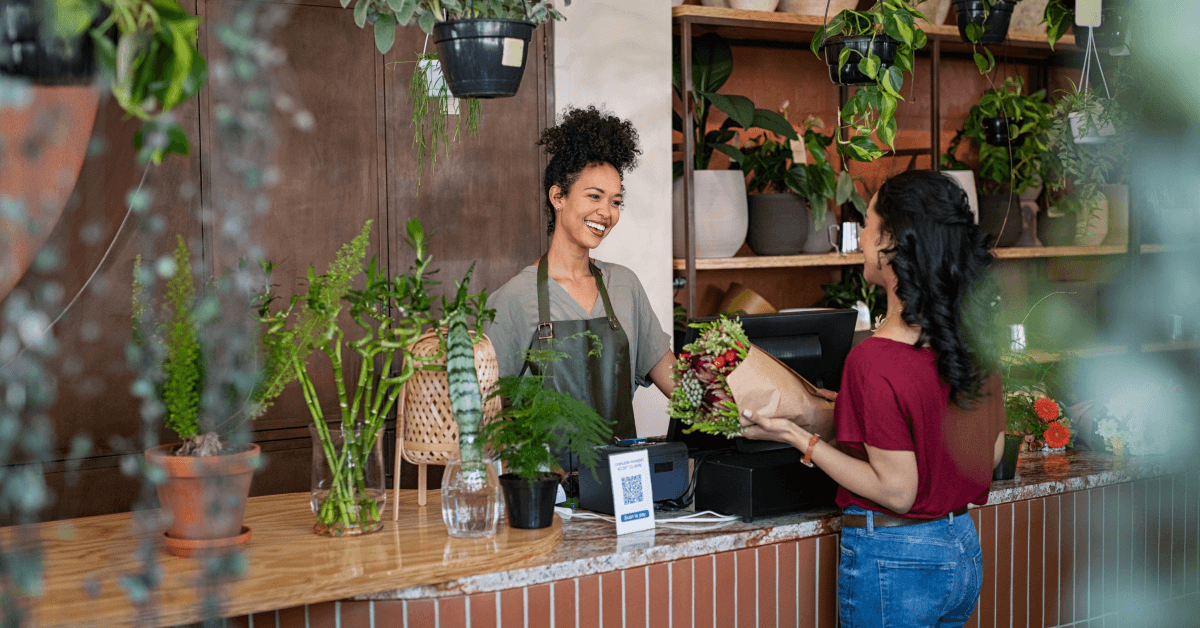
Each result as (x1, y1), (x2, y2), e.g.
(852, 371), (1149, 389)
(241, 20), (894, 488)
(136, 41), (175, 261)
(524, 254), (637, 448)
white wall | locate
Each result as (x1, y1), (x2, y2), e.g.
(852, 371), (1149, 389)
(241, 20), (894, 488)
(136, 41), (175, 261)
(554, 0), (674, 437)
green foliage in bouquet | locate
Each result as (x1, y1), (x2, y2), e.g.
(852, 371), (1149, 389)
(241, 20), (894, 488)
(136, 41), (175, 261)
(481, 334), (613, 481)
(669, 315), (751, 436)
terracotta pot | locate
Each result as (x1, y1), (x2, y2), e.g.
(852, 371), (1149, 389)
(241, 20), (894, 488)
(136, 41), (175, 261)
(146, 442), (260, 557)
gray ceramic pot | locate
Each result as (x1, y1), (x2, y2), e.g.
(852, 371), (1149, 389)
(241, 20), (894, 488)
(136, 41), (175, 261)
(803, 205), (836, 253)
(978, 192), (1023, 247)
(747, 193), (809, 256)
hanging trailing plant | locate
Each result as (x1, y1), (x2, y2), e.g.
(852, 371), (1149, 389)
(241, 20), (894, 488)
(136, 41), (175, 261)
(345, 0), (566, 54)
(942, 77), (1053, 195)
(407, 51), (481, 191)
(1043, 0), (1073, 50)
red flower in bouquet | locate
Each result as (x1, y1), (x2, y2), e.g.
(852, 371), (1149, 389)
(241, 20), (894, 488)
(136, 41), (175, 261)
(1043, 421), (1070, 448)
(1034, 397), (1060, 422)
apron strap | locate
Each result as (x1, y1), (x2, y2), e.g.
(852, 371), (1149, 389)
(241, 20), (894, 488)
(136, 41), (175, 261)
(536, 253), (553, 340)
(589, 262), (621, 331)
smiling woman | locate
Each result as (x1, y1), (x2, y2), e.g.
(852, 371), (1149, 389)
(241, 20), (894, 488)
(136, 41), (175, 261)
(484, 106), (677, 453)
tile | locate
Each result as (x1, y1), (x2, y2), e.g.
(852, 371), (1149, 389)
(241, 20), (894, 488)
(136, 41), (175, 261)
(1090, 487), (1106, 621)
(797, 538), (816, 628)
(601, 571), (622, 628)
(554, 579), (576, 628)
(1131, 478), (1149, 609)
(671, 558), (692, 628)
(1013, 499), (1029, 628)
(714, 551), (736, 628)
(307, 602), (336, 628)
(648, 563), (670, 628)
(1059, 490), (1076, 625)
(438, 597), (467, 628)
(226, 616), (251, 628)
(1184, 472), (1199, 597)
(757, 545), (776, 628)
(339, 602), (371, 628)
(1172, 474), (1188, 598)
(527, 583), (551, 628)
(1045, 493), (1060, 627)
(500, 588), (524, 628)
(578, 575), (600, 628)
(995, 502), (1013, 626)
(816, 535), (837, 628)
(979, 505), (996, 628)
(777, 541), (797, 628)
(1075, 490), (1090, 621)
(467, 592), (498, 628)
(1102, 485), (1122, 624)
(407, 600), (435, 628)
(693, 555), (714, 628)
(735, 548), (756, 628)
(623, 568), (647, 628)
(1028, 497), (1045, 628)
(278, 607), (306, 628)
(967, 509), (982, 628)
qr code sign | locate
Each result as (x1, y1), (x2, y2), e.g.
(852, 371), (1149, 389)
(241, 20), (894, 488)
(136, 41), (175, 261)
(620, 475), (644, 506)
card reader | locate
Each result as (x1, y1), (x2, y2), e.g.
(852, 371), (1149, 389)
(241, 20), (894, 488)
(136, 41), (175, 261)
(578, 441), (689, 515)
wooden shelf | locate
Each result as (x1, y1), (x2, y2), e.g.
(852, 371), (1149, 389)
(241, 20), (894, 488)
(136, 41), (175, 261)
(671, 5), (1076, 54)
(1014, 339), (1200, 364)
(1140, 244), (1198, 254)
(672, 245), (1127, 271)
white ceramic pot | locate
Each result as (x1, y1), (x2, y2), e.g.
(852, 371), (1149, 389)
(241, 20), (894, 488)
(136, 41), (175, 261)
(1069, 110), (1116, 144)
(941, 170), (980, 224)
(803, 202), (836, 253)
(778, 0), (857, 17)
(1014, 186), (1043, 247)
(1009, 0), (1049, 33)
(916, 0), (952, 26)
(730, 0), (780, 10)
(673, 170), (750, 259)
(1073, 194), (1109, 246)
(1099, 184), (1128, 246)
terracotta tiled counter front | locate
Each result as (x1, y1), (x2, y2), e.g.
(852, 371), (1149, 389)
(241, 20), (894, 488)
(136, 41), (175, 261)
(10, 453), (1197, 627)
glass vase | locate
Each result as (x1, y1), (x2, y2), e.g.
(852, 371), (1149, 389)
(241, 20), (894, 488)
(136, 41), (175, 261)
(309, 423), (386, 537)
(440, 451), (502, 539)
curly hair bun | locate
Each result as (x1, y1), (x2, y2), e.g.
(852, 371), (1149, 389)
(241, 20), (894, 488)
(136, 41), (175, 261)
(538, 105), (641, 175)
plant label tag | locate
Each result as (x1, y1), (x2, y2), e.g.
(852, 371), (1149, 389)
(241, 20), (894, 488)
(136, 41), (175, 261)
(501, 38), (525, 68)
(609, 449), (654, 535)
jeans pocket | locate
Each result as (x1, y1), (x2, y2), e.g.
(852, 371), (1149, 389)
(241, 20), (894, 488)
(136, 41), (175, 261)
(877, 560), (956, 628)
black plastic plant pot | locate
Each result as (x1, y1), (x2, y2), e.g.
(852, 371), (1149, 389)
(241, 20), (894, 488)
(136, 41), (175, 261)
(432, 19), (535, 99)
(1092, 9), (1127, 50)
(500, 473), (559, 529)
(992, 433), (1023, 481)
(953, 0), (1017, 46)
(0, 0), (96, 83)
(982, 116), (1024, 146)
(821, 35), (897, 86)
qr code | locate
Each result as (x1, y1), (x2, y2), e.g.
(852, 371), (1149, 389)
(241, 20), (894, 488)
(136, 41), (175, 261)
(621, 475), (643, 506)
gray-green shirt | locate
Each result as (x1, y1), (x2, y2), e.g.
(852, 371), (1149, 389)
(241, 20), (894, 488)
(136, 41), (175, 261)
(485, 260), (672, 391)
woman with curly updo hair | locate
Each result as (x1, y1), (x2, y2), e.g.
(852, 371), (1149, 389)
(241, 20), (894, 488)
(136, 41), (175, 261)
(486, 106), (676, 444)
(741, 170), (1004, 627)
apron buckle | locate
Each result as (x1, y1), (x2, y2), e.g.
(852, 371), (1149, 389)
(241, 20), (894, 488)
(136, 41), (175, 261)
(537, 322), (554, 340)
(608, 317), (620, 331)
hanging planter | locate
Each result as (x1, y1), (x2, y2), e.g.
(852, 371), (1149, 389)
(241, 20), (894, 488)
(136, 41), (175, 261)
(0, 0), (96, 82)
(433, 19), (536, 99)
(954, 0), (1017, 45)
(1092, 8), (1128, 52)
(821, 35), (897, 85)
(981, 116), (1024, 146)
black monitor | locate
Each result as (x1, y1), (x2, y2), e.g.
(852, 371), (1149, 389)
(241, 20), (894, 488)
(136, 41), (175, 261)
(666, 309), (858, 454)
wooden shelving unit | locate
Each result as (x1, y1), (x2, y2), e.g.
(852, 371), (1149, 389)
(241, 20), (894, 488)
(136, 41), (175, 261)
(1017, 339), (1200, 364)
(672, 245), (1130, 271)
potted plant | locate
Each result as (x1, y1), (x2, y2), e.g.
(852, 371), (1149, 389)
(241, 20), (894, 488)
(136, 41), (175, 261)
(672, 32), (799, 258)
(954, 0), (1017, 47)
(257, 218), (437, 536)
(133, 236), (274, 557)
(943, 77), (1052, 247)
(730, 115), (838, 256)
(407, 51), (481, 191)
(47, 0), (207, 164)
(811, 0), (928, 162)
(1, 0), (97, 82)
(481, 338), (613, 529)
(1043, 0), (1073, 50)
(347, 0), (562, 98)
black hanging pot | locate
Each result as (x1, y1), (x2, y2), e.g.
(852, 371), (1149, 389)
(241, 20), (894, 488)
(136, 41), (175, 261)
(821, 35), (897, 86)
(953, 0), (1017, 46)
(0, 0), (97, 83)
(981, 116), (1024, 146)
(992, 433), (1023, 480)
(499, 473), (559, 529)
(432, 19), (536, 99)
(1091, 8), (1127, 50)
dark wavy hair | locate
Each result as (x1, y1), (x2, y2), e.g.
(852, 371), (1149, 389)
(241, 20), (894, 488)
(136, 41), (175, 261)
(538, 106), (641, 235)
(874, 170), (1000, 407)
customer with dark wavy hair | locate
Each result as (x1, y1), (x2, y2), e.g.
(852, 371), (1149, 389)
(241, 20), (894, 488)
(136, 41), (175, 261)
(486, 106), (675, 444)
(741, 170), (1004, 627)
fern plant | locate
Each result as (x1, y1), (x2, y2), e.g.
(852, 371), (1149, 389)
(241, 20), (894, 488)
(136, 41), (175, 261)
(481, 335), (613, 482)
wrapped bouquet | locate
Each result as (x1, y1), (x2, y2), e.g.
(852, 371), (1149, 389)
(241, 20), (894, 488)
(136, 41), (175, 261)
(1004, 390), (1072, 451)
(668, 315), (836, 438)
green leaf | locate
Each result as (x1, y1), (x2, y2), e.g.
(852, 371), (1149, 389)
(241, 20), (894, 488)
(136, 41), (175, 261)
(973, 50), (992, 74)
(711, 143), (744, 163)
(877, 116), (898, 149)
(354, 0), (370, 28)
(692, 33), (733, 95)
(893, 49), (912, 74)
(858, 54), (881, 80)
(374, 14), (397, 53)
(846, 135), (884, 162)
(912, 29), (927, 50)
(883, 66), (904, 97)
(886, 12), (914, 46)
(750, 108), (799, 140)
(811, 26), (826, 57)
(705, 92), (755, 130)
(965, 23), (984, 44)
(418, 10), (436, 33)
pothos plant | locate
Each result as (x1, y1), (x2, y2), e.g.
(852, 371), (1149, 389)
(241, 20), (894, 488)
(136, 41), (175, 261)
(345, 0), (566, 54)
(957, 0), (1007, 74)
(942, 77), (1053, 195)
(672, 33), (798, 177)
(51, 0), (207, 164)
(729, 116), (838, 226)
(407, 51), (481, 191)
(1043, 0), (1073, 50)
(811, 0), (928, 162)
(256, 218), (438, 534)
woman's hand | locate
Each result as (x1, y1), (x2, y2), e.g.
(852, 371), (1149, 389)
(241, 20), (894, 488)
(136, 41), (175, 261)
(738, 410), (808, 449)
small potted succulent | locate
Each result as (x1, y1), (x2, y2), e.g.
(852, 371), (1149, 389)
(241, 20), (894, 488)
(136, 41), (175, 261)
(482, 338), (613, 529)
(811, 0), (928, 162)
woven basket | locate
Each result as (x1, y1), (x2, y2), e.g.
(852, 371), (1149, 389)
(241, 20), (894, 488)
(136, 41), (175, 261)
(398, 327), (502, 465)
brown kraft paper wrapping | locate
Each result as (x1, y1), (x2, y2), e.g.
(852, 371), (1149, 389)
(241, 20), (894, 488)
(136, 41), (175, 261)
(726, 346), (838, 443)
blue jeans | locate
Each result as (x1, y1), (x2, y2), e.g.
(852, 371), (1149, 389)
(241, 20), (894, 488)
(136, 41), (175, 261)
(838, 506), (983, 628)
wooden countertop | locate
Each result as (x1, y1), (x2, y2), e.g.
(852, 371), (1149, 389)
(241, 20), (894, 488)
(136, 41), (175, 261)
(10, 491), (560, 628)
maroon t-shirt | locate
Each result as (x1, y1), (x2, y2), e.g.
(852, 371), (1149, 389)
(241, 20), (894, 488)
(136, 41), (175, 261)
(834, 337), (1005, 519)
